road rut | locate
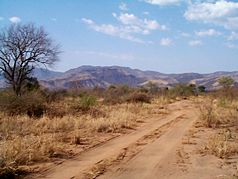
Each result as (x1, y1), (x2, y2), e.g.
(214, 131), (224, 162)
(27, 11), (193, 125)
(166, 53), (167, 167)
(34, 100), (197, 179)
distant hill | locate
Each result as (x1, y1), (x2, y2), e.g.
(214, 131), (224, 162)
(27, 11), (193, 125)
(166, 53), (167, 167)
(1, 66), (238, 90)
(33, 68), (63, 80)
(0, 68), (62, 88)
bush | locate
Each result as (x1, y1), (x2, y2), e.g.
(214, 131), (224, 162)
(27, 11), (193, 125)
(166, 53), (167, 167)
(169, 84), (197, 98)
(199, 100), (220, 128)
(126, 92), (151, 103)
(205, 133), (237, 159)
(42, 89), (67, 103)
(0, 91), (46, 118)
(103, 85), (136, 104)
(198, 85), (206, 93)
(80, 95), (97, 111)
(71, 94), (97, 112)
(46, 104), (67, 118)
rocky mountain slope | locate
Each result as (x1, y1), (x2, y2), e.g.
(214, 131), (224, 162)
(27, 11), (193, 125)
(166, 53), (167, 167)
(1, 66), (238, 90)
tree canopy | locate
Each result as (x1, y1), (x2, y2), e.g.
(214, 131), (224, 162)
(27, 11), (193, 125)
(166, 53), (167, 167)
(218, 76), (234, 90)
(0, 23), (60, 95)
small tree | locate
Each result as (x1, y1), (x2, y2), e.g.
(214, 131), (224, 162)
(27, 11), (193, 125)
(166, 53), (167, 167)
(24, 77), (40, 92)
(218, 76), (234, 90)
(218, 76), (235, 99)
(146, 81), (159, 94)
(0, 23), (60, 95)
(198, 85), (206, 93)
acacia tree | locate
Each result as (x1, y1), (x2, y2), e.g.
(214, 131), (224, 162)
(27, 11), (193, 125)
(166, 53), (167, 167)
(0, 23), (60, 95)
(218, 76), (234, 90)
(218, 76), (235, 99)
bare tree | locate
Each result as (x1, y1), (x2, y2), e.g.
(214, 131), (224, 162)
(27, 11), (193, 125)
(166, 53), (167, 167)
(0, 23), (60, 95)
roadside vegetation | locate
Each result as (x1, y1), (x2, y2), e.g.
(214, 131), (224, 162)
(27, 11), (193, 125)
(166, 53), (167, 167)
(197, 77), (238, 171)
(0, 81), (201, 178)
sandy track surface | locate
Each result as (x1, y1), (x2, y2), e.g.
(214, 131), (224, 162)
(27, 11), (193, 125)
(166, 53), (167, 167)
(33, 100), (197, 179)
(99, 106), (196, 179)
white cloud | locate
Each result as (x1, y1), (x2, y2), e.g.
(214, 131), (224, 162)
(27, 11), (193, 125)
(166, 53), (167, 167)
(113, 13), (139, 25)
(184, 0), (238, 30)
(9, 16), (21, 23)
(82, 13), (167, 44)
(160, 38), (173, 46)
(81, 18), (94, 25)
(143, 0), (184, 6)
(227, 31), (238, 41)
(119, 2), (128, 11)
(113, 13), (167, 32)
(189, 40), (202, 46)
(82, 18), (145, 43)
(195, 29), (221, 37)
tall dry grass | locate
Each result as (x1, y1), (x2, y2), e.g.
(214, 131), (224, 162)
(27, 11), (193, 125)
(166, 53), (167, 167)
(199, 96), (238, 160)
(0, 99), (161, 177)
(205, 131), (238, 159)
(0, 85), (193, 177)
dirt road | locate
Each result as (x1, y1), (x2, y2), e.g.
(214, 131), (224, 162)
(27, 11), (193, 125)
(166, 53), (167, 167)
(34, 100), (199, 179)
(99, 101), (197, 179)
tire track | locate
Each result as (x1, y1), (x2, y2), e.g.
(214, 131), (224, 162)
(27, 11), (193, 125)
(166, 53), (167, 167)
(81, 114), (186, 179)
(33, 100), (194, 179)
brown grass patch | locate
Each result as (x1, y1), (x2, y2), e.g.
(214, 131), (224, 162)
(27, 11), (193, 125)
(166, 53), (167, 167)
(198, 96), (238, 160)
(204, 132), (238, 159)
(0, 98), (166, 176)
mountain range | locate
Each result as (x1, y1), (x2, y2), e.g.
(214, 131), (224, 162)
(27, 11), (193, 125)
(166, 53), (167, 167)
(1, 66), (238, 90)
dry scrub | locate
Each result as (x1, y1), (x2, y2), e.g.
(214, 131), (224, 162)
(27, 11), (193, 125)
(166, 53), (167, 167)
(0, 98), (163, 177)
(199, 97), (238, 160)
(204, 131), (238, 159)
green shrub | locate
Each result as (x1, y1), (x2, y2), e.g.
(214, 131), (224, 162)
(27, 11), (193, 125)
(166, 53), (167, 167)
(71, 94), (97, 112)
(198, 85), (206, 93)
(24, 77), (40, 92)
(169, 84), (197, 98)
(80, 95), (97, 111)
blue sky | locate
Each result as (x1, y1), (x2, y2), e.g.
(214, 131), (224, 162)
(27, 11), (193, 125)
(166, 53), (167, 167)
(0, 0), (238, 73)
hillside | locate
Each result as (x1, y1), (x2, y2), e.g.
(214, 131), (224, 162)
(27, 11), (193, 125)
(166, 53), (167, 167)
(1, 66), (238, 90)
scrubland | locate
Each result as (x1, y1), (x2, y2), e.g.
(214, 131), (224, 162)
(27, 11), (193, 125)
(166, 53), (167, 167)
(187, 90), (238, 178)
(0, 84), (238, 178)
(0, 85), (171, 178)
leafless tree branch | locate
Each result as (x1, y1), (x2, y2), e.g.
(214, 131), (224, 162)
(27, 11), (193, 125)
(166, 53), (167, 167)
(0, 23), (60, 95)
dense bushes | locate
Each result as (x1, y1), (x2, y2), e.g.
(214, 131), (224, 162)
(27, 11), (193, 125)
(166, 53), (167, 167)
(103, 85), (151, 104)
(0, 88), (99, 118)
(168, 84), (197, 98)
(0, 82), (207, 118)
(126, 92), (151, 103)
(0, 91), (46, 118)
(70, 94), (97, 112)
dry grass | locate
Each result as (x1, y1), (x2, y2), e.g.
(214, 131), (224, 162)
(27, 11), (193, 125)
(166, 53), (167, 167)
(0, 98), (163, 177)
(199, 99), (220, 128)
(204, 131), (238, 159)
(198, 96), (238, 160)
(199, 97), (238, 128)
